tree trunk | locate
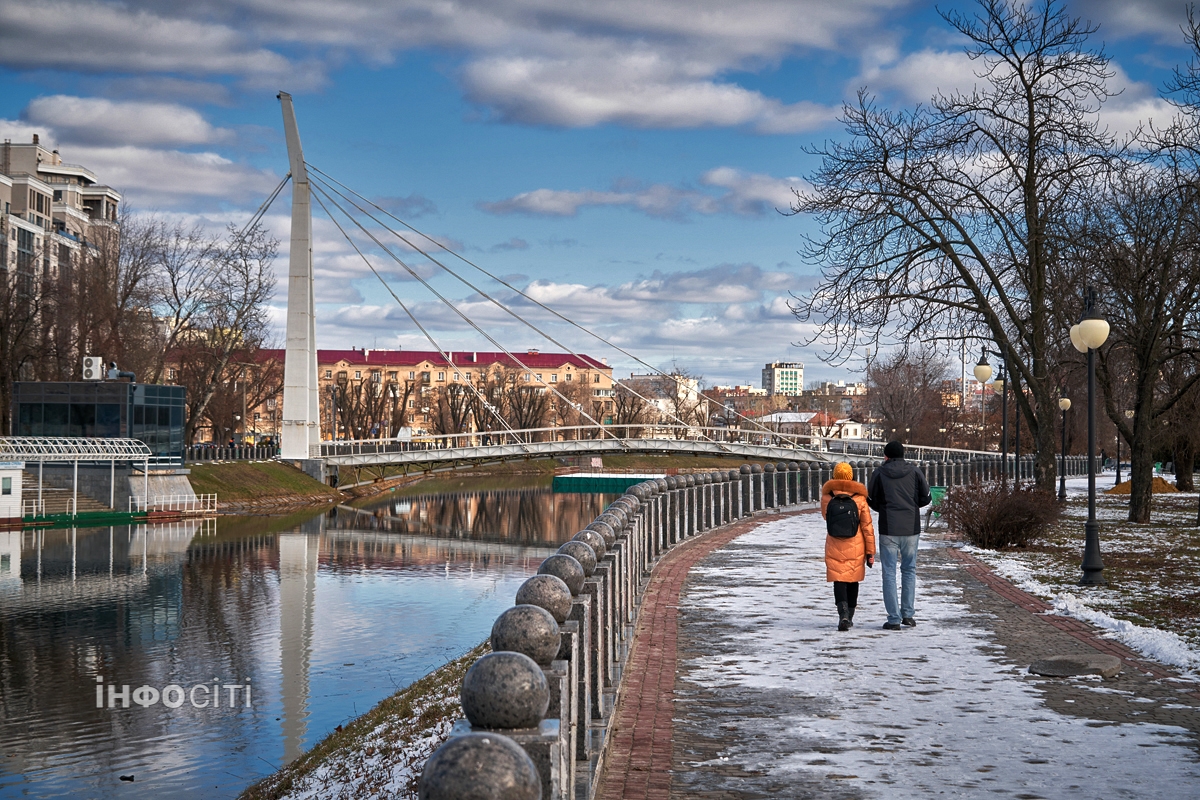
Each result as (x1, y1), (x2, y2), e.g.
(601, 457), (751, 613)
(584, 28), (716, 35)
(1175, 435), (1196, 492)
(1128, 423), (1155, 523)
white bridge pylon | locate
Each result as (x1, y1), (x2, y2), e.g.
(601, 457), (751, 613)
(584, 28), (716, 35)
(278, 92), (320, 461)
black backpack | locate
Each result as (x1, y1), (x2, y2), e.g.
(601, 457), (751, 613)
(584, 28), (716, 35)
(826, 494), (860, 539)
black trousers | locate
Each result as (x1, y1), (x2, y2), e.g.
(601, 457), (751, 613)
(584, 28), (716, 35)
(833, 581), (859, 606)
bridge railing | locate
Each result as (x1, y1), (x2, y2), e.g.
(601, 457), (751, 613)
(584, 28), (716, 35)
(310, 426), (994, 461)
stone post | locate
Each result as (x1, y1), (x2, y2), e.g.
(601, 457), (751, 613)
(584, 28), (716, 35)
(763, 462), (776, 508)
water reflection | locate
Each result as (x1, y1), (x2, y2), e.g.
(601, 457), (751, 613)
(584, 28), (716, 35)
(0, 484), (610, 799)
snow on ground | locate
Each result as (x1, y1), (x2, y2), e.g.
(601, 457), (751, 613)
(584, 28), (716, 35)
(679, 514), (1200, 797)
(953, 474), (1200, 675)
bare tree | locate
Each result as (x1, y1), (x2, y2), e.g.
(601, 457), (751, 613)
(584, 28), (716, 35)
(867, 349), (949, 443)
(1066, 166), (1200, 520)
(0, 249), (43, 434)
(791, 0), (1116, 492)
(177, 223), (277, 443)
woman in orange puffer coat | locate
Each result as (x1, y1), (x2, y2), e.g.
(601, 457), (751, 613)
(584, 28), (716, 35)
(820, 461), (876, 631)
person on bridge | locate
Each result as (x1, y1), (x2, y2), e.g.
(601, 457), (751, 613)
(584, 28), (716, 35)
(820, 461), (876, 631)
(867, 440), (932, 630)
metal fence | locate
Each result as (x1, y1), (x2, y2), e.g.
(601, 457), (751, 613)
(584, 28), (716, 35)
(185, 445), (280, 462)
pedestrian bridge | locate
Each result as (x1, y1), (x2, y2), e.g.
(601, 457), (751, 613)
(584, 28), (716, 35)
(309, 425), (989, 473)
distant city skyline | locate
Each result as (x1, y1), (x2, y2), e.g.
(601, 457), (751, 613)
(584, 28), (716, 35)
(1, 0), (1192, 385)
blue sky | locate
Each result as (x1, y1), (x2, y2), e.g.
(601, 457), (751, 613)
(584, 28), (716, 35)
(1, 0), (1194, 386)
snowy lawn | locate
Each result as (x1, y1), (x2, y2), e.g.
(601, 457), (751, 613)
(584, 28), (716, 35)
(950, 476), (1200, 673)
(678, 514), (1200, 796)
(239, 642), (486, 800)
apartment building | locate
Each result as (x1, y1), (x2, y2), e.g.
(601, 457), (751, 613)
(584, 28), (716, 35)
(181, 348), (617, 441)
(0, 135), (121, 286)
(761, 361), (804, 397)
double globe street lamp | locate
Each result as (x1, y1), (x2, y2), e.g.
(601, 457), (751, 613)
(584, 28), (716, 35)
(1070, 286), (1111, 586)
(973, 350), (1009, 482)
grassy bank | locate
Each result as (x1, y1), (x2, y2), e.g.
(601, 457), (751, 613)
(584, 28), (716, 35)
(240, 642), (487, 800)
(188, 461), (342, 506)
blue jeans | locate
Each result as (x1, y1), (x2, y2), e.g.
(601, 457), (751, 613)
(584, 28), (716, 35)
(879, 534), (919, 624)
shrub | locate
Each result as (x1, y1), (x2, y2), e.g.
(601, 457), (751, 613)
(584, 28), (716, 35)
(938, 482), (1061, 549)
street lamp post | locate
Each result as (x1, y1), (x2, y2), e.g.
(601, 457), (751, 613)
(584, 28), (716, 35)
(974, 350), (1009, 483)
(1070, 286), (1111, 586)
(1115, 429), (1122, 487)
(1058, 395), (1071, 501)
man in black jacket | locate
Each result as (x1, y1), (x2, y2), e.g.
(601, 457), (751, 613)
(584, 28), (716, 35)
(867, 441), (932, 630)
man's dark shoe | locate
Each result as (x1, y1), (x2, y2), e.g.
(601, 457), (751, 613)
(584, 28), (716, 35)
(882, 622), (903, 630)
(902, 617), (917, 627)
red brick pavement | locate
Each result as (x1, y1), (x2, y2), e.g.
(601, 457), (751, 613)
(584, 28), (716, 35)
(596, 510), (813, 800)
(945, 547), (1198, 687)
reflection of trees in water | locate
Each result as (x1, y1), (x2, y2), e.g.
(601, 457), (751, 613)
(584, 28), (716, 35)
(320, 533), (548, 574)
(178, 535), (279, 692)
(333, 489), (615, 546)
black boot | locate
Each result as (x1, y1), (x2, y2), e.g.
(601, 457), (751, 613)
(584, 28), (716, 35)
(846, 604), (856, 628)
(837, 601), (851, 631)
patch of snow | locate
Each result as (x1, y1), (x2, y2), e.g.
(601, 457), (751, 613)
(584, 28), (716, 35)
(677, 515), (1200, 796)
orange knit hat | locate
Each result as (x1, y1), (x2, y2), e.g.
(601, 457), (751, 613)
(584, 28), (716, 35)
(833, 462), (854, 480)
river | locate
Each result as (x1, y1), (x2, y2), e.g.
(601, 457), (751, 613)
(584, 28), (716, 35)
(0, 479), (613, 798)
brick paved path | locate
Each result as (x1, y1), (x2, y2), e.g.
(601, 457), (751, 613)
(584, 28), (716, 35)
(596, 511), (807, 800)
(599, 510), (1200, 800)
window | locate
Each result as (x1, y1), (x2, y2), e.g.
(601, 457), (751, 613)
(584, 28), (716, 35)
(409, 371), (416, 380)
(465, 372), (473, 382)
(372, 371), (381, 382)
(594, 374), (600, 383)
(437, 372), (445, 381)
(388, 371), (397, 380)
(355, 371), (362, 379)
(550, 374), (558, 383)
(167, 368), (176, 380)
(454, 373), (460, 381)
(535, 373), (543, 382)
(524, 373), (531, 382)
(408, 399), (415, 409)
(1, 477), (10, 496)
(565, 373), (572, 382)
(325, 370), (332, 379)
(266, 398), (276, 409)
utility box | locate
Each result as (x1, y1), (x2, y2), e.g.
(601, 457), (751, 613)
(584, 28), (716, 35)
(0, 461), (24, 522)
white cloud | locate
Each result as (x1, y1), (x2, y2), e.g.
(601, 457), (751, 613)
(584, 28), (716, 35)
(64, 145), (279, 207)
(855, 48), (979, 102)
(481, 167), (802, 219)
(2, 0), (902, 132)
(24, 95), (234, 147)
(0, 1), (306, 85)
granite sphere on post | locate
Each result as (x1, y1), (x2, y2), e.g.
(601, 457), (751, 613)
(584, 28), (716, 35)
(684, 474), (695, 487)
(585, 520), (616, 548)
(620, 493), (642, 509)
(750, 463), (763, 474)
(418, 732), (541, 800)
(789, 462), (799, 472)
(777, 462), (788, 473)
(558, 540), (597, 575)
(665, 475), (679, 489)
(739, 465), (751, 475)
(764, 463), (775, 474)
(728, 470), (740, 481)
(460, 651), (550, 730)
(514, 574), (572, 623)
(595, 512), (624, 533)
(537, 554), (584, 595)
(490, 604), (562, 667)
(603, 505), (629, 526)
(653, 478), (668, 492)
(572, 528), (607, 560)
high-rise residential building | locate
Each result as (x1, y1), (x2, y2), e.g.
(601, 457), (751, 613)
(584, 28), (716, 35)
(761, 361), (804, 397)
(0, 135), (122, 283)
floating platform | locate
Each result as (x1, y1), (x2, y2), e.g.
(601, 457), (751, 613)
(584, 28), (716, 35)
(552, 472), (664, 494)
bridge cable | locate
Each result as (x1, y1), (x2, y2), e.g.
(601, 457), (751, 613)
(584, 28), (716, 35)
(304, 178), (624, 448)
(304, 164), (782, 441)
(309, 182), (618, 445)
(308, 188), (523, 440)
(308, 173), (624, 445)
(307, 168), (716, 446)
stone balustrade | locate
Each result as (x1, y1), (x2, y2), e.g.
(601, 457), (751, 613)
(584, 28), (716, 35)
(417, 453), (1091, 799)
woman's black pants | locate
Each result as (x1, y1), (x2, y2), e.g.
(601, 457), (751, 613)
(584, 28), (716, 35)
(833, 581), (859, 606)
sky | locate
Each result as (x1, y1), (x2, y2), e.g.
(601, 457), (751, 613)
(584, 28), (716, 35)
(1, 0), (1195, 387)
